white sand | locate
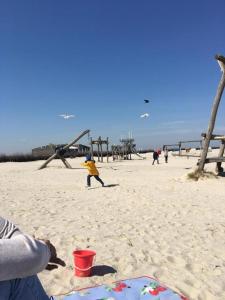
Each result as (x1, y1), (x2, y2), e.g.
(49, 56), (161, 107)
(1, 151), (225, 300)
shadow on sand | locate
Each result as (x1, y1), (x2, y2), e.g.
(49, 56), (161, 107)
(104, 184), (120, 188)
(91, 265), (117, 276)
(87, 184), (119, 190)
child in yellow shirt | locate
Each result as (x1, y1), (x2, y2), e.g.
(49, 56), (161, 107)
(81, 155), (104, 187)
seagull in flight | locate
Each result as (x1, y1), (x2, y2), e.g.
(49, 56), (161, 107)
(144, 99), (150, 103)
(140, 113), (149, 118)
(58, 114), (75, 119)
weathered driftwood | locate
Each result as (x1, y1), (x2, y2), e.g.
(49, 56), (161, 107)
(39, 129), (90, 170)
(197, 55), (225, 172)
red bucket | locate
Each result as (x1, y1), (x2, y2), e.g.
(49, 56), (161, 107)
(73, 249), (96, 277)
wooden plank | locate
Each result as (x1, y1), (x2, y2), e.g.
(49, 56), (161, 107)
(172, 154), (201, 158)
(179, 140), (202, 144)
(203, 157), (225, 164)
(201, 133), (225, 140)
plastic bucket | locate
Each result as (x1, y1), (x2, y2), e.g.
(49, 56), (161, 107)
(73, 249), (96, 277)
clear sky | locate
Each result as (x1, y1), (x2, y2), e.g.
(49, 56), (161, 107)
(1, 0), (225, 154)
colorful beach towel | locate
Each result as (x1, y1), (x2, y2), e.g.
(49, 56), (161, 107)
(60, 276), (188, 300)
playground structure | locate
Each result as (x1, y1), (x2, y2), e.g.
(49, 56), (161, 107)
(112, 138), (144, 160)
(200, 133), (225, 173)
(197, 55), (225, 174)
(90, 136), (109, 162)
(38, 129), (90, 170)
(165, 140), (202, 158)
(167, 55), (225, 174)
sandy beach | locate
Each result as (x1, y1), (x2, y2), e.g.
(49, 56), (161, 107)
(1, 150), (225, 300)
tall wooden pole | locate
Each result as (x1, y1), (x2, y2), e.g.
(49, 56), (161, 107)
(198, 55), (225, 172)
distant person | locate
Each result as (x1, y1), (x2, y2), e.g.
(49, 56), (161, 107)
(0, 216), (65, 300)
(152, 150), (159, 165)
(81, 155), (105, 187)
(164, 147), (169, 163)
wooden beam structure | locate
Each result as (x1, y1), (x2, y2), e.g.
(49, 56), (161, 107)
(38, 129), (90, 170)
(197, 55), (225, 172)
(90, 136), (109, 162)
(199, 157), (225, 164)
(201, 133), (225, 140)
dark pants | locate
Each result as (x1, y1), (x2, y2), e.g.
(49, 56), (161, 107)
(87, 175), (104, 187)
(0, 275), (49, 300)
(152, 159), (159, 165)
(165, 155), (168, 163)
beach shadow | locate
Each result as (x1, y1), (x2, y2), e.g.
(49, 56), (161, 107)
(184, 167), (192, 170)
(91, 265), (117, 276)
(104, 184), (120, 188)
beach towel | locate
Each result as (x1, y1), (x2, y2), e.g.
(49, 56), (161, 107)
(57, 276), (188, 300)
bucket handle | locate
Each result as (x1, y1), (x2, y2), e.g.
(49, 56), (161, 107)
(74, 256), (96, 271)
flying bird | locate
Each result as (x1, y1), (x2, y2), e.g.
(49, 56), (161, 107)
(144, 99), (150, 103)
(58, 114), (75, 119)
(140, 113), (149, 118)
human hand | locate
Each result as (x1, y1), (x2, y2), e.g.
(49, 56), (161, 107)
(38, 239), (66, 271)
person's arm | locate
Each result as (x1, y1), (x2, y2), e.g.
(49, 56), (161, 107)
(0, 234), (50, 281)
(0, 217), (50, 281)
(81, 161), (89, 167)
(0, 217), (21, 238)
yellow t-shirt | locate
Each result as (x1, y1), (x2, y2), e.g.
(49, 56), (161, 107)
(81, 161), (99, 176)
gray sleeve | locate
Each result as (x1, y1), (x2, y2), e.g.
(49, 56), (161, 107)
(0, 217), (50, 281)
(0, 234), (51, 281)
(0, 217), (21, 238)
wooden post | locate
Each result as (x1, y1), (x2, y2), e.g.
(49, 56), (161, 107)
(216, 140), (225, 173)
(106, 137), (109, 162)
(198, 55), (225, 172)
(97, 141), (100, 162)
(58, 155), (72, 169)
(39, 129), (90, 170)
(99, 137), (103, 162)
(90, 137), (94, 159)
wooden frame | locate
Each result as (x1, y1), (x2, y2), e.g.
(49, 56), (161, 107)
(90, 136), (109, 162)
(38, 129), (90, 170)
(197, 55), (225, 173)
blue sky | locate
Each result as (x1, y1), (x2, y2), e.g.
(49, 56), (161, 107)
(1, 0), (225, 154)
